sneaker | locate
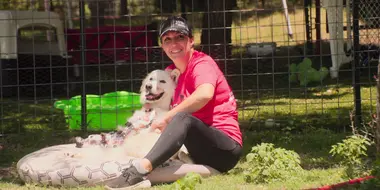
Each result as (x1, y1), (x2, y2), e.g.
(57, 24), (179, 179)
(104, 165), (151, 190)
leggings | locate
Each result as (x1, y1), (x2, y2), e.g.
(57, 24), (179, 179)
(144, 112), (242, 173)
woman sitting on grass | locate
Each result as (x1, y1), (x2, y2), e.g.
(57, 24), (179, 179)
(106, 15), (243, 189)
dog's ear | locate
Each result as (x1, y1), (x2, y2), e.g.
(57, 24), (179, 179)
(139, 72), (151, 104)
(140, 72), (149, 93)
(170, 69), (180, 84)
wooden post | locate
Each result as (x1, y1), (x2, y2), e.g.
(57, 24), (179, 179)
(376, 55), (380, 156)
(315, 0), (321, 55)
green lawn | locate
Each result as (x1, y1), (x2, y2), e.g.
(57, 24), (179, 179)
(0, 127), (352, 190)
(0, 167), (349, 190)
(1, 3), (379, 189)
(0, 84), (377, 190)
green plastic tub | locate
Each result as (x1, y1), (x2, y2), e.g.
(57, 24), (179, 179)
(54, 91), (142, 131)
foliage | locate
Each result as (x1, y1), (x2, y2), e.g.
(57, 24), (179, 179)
(0, 128), (351, 190)
(357, 161), (380, 190)
(329, 134), (372, 178)
(243, 143), (303, 184)
(171, 172), (202, 190)
(289, 57), (329, 86)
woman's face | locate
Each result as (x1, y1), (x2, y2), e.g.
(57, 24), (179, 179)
(161, 31), (194, 62)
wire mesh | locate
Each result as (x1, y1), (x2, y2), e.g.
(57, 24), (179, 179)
(0, 0), (379, 138)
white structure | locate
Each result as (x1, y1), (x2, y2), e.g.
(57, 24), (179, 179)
(322, 0), (354, 78)
(0, 10), (69, 60)
(246, 42), (277, 57)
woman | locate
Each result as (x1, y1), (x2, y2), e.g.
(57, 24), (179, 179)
(106, 16), (243, 189)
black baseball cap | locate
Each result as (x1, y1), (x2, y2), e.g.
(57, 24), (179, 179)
(159, 16), (193, 39)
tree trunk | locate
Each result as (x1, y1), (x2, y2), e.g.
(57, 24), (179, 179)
(376, 56), (380, 156)
(44, 0), (50, 11)
(89, 0), (106, 28)
(155, 0), (176, 13)
(200, 0), (236, 71)
(37, 0), (44, 10)
(119, 0), (128, 16)
(65, 0), (74, 28)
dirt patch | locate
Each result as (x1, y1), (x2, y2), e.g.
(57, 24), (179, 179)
(0, 167), (13, 180)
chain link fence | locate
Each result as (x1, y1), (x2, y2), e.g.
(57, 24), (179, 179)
(0, 0), (379, 136)
(358, 0), (380, 62)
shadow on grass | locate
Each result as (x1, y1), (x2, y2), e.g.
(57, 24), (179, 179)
(239, 126), (348, 171)
(0, 101), (371, 185)
(0, 38), (377, 186)
(0, 128), (82, 185)
(235, 88), (353, 102)
(226, 40), (378, 92)
(238, 102), (377, 171)
(0, 100), (102, 170)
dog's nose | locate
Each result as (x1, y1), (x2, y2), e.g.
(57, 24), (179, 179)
(146, 84), (152, 90)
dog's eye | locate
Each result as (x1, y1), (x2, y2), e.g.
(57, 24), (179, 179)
(159, 80), (166, 83)
(149, 78), (153, 81)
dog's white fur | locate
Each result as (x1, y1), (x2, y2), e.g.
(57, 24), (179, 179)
(123, 69), (179, 130)
(121, 69), (193, 164)
(74, 69), (192, 164)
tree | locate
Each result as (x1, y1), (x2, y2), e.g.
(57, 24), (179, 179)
(119, 0), (128, 16)
(200, 0), (237, 70)
(376, 57), (380, 157)
(88, 0), (106, 28)
(154, 0), (177, 13)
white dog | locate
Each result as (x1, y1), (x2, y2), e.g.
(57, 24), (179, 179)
(75, 69), (193, 163)
(121, 69), (193, 163)
(123, 68), (180, 131)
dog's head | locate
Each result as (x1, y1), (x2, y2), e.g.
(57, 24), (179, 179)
(140, 69), (179, 105)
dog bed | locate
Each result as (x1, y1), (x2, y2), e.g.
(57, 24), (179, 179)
(17, 143), (220, 187)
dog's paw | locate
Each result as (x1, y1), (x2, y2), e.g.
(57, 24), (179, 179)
(153, 128), (161, 134)
(64, 152), (82, 158)
(178, 151), (194, 164)
(125, 122), (133, 128)
(75, 137), (84, 148)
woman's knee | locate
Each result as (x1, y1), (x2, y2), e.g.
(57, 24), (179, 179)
(173, 112), (191, 119)
(171, 112), (193, 122)
(170, 112), (206, 130)
(165, 112), (195, 133)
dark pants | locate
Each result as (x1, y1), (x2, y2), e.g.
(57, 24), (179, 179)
(144, 112), (242, 173)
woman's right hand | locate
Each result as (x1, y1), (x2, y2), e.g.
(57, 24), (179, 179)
(151, 118), (169, 132)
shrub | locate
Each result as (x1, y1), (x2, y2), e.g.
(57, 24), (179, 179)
(243, 143), (303, 184)
(172, 172), (202, 190)
(329, 134), (372, 178)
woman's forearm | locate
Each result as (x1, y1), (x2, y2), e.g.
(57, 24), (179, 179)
(164, 83), (215, 123)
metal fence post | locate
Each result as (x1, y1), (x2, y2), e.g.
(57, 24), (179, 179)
(352, 0), (362, 127)
(80, 0), (87, 132)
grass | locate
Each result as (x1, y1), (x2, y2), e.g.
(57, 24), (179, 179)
(0, 39), (377, 190)
(0, 125), (353, 190)
(1, 2), (379, 190)
(0, 84), (376, 189)
(68, 5), (335, 47)
(237, 84), (377, 130)
(0, 167), (349, 190)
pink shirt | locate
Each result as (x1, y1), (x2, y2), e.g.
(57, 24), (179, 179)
(166, 50), (242, 146)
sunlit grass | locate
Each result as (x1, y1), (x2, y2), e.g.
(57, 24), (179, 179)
(238, 85), (376, 128)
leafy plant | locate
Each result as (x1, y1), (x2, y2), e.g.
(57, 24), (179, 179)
(172, 172), (202, 190)
(329, 134), (372, 178)
(243, 143), (303, 184)
(356, 158), (380, 190)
